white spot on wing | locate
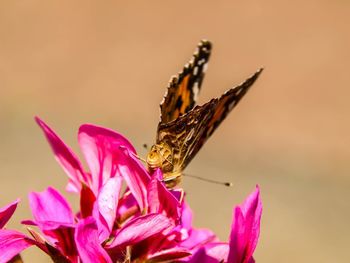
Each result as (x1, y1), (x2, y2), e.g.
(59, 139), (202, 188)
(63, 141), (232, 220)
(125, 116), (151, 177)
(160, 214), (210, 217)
(203, 63), (208, 72)
(198, 58), (206, 65)
(193, 66), (198, 76)
(193, 82), (199, 101)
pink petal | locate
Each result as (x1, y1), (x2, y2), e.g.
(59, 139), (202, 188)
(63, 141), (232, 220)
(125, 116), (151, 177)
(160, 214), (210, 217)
(0, 229), (33, 263)
(35, 117), (87, 192)
(184, 242), (229, 263)
(44, 226), (77, 261)
(148, 247), (191, 262)
(21, 227), (72, 262)
(181, 201), (193, 231)
(227, 186), (262, 263)
(107, 213), (173, 249)
(22, 220), (76, 259)
(97, 177), (122, 232)
(0, 199), (19, 229)
(25, 188), (77, 258)
(29, 187), (74, 225)
(147, 173), (181, 222)
(75, 217), (112, 263)
(92, 177), (122, 241)
(78, 124), (136, 193)
(116, 146), (150, 211)
(180, 229), (217, 250)
(116, 191), (139, 223)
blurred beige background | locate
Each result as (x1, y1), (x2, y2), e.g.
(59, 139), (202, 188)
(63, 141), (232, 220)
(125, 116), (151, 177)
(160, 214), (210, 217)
(1, 1), (350, 262)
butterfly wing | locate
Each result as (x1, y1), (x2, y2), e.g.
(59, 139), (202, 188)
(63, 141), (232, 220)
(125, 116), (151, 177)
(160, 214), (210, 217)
(157, 68), (263, 172)
(159, 40), (212, 124)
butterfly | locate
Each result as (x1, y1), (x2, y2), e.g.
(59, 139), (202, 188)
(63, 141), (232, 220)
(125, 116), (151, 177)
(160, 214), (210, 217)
(146, 40), (263, 188)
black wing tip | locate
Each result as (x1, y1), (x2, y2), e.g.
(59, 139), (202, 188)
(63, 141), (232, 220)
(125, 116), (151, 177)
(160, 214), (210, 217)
(251, 67), (264, 78)
(167, 40), (212, 87)
(219, 67), (263, 98)
(198, 39), (212, 52)
(246, 67), (264, 85)
(194, 40), (212, 60)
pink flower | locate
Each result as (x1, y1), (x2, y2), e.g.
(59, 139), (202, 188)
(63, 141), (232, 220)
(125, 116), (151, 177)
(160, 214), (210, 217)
(0, 118), (263, 262)
(0, 186), (175, 262)
(0, 119), (187, 262)
(184, 186), (262, 263)
(0, 200), (34, 263)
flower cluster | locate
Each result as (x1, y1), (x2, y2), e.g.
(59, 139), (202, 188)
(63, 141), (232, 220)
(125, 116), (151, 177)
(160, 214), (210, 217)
(0, 117), (262, 263)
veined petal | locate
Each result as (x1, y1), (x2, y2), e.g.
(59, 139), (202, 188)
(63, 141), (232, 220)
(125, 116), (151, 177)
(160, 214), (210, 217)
(147, 172), (181, 222)
(26, 188), (77, 259)
(92, 177), (122, 241)
(147, 247), (191, 262)
(35, 117), (87, 192)
(75, 217), (112, 263)
(0, 229), (33, 263)
(78, 124), (136, 193)
(116, 191), (140, 225)
(97, 177), (122, 232)
(0, 199), (19, 229)
(29, 187), (74, 225)
(180, 228), (217, 250)
(227, 186), (262, 263)
(184, 242), (229, 263)
(116, 147), (150, 211)
(107, 213), (173, 249)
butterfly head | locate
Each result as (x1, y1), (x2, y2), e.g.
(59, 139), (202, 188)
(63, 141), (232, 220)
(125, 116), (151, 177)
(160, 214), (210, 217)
(146, 142), (183, 187)
(146, 142), (174, 172)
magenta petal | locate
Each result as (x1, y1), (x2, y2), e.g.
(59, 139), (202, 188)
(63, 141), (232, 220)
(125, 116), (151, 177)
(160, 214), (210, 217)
(185, 242), (229, 263)
(147, 173), (181, 222)
(92, 177), (122, 241)
(0, 199), (19, 229)
(0, 229), (33, 263)
(148, 247), (191, 262)
(78, 124), (136, 193)
(75, 217), (112, 263)
(22, 206), (77, 259)
(180, 229), (217, 250)
(97, 177), (122, 232)
(181, 201), (193, 231)
(227, 186), (262, 263)
(29, 187), (74, 225)
(35, 117), (87, 192)
(117, 191), (139, 220)
(117, 147), (150, 211)
(107, 213), (173, 249)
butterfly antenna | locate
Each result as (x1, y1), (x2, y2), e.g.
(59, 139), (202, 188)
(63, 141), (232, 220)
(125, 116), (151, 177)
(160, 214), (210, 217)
(143, 143), (149, 150)
(183, 173), (232, 187)
(130, 152), (147, 164)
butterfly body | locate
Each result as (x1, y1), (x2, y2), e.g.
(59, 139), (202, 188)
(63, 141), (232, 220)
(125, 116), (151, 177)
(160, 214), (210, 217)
(147, 40), (262, 187)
